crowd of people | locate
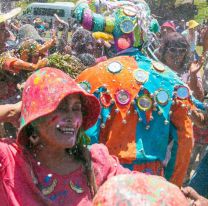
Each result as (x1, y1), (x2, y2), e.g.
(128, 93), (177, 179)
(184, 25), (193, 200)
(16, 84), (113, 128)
(0, 1), (208, 205)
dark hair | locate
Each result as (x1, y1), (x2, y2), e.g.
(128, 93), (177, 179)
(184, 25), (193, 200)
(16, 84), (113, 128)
(158, 32), (192, 72)
(78, 53), (96, 67)
(24, 122), (97, 198)
(71, 28), (94, 55)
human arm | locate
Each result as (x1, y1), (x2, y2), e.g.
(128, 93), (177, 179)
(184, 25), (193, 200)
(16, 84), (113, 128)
(3, 57), (48, 73)
(54, 14), (69, 45)
(10, 22), (19, 32)
(181, 187), (208, 206)
(189, 57), (205, 101)
(38, 34), (56, 55)
(0, 101), (22, 127)
(188, 109), (208, 128)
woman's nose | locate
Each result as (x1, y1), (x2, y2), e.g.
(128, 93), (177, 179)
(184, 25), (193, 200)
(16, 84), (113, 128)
(63, 112), (73, 122)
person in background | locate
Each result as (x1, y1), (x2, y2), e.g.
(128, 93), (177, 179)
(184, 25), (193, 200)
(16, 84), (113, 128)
(182, 186), (208, 206)
(160, 21), (176, 39)
(156, 31), (206, 184)
(176, 19), (186, 33)
(0, 21), (12, 53)
(157, 32), (204, 101)
(33, 17), (46, 36)
(0, 102), (21, 129)
(185, 108), (208, 198)
(182, 20), (199, 62)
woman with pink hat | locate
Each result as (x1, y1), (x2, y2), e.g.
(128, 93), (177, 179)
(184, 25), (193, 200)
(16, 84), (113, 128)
(160, 21), (176, 38)
(0, 67), (190, 206)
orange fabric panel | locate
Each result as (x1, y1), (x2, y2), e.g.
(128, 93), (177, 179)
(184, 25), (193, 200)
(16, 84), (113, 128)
(100, 105), (137, 163)
(170, 100), (194, 186)
(76, 56), (141, 119)
(133, 161), (164, 176)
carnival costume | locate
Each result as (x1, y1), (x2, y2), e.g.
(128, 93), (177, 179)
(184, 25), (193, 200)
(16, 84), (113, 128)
(75, 0), (200, 186)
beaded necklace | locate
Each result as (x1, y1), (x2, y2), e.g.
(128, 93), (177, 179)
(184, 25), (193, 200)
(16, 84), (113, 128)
(24, 146), (95, 203)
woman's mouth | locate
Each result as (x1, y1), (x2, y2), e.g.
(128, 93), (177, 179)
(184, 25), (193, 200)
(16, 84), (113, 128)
(56, 125), (75, 135)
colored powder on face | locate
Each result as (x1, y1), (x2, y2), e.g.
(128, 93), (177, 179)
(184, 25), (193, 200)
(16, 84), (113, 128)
(48, 115), (59, 125)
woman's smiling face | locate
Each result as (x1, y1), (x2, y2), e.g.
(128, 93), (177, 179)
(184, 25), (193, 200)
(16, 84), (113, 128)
(163, 45), (187, 73)
(35, 94), (83, 149)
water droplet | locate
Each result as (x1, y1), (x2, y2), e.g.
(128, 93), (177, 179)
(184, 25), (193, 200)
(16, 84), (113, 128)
(48, 174), (53, 178)
(164, 120), (169, 125)
(181, 104), (186, 108)
(122, 119), (127, 124)
(146, 125), (150, 130)
(100, 123), (105, 128)
(188, 111), (192, 116)
(115, 108), (119, 113)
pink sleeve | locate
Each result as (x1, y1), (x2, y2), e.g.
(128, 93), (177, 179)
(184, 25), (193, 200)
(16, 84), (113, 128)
(0, 139), (11, 176)
(0, 139), (14, 205)
(90, 144), (135, 187)
(95, 56), (107, 64)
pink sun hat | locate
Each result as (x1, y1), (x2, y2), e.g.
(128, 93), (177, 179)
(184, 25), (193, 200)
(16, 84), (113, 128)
(161, 21), (176, 32)
(17, 67), (101, 146)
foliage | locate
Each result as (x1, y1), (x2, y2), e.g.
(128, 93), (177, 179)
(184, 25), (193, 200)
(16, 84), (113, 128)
(194, 0), (208, 23)
(47, 53), (86, 78)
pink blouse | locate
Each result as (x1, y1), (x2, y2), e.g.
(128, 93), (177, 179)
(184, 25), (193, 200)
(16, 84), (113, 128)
(0, 139), (131, 206)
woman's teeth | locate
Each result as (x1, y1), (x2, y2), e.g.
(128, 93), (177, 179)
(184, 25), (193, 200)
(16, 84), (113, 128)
(57, 127), (75, 134)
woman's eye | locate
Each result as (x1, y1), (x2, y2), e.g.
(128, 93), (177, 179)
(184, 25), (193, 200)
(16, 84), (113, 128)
(72, 106), (82, 111)
(58, 104), (67, 111)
